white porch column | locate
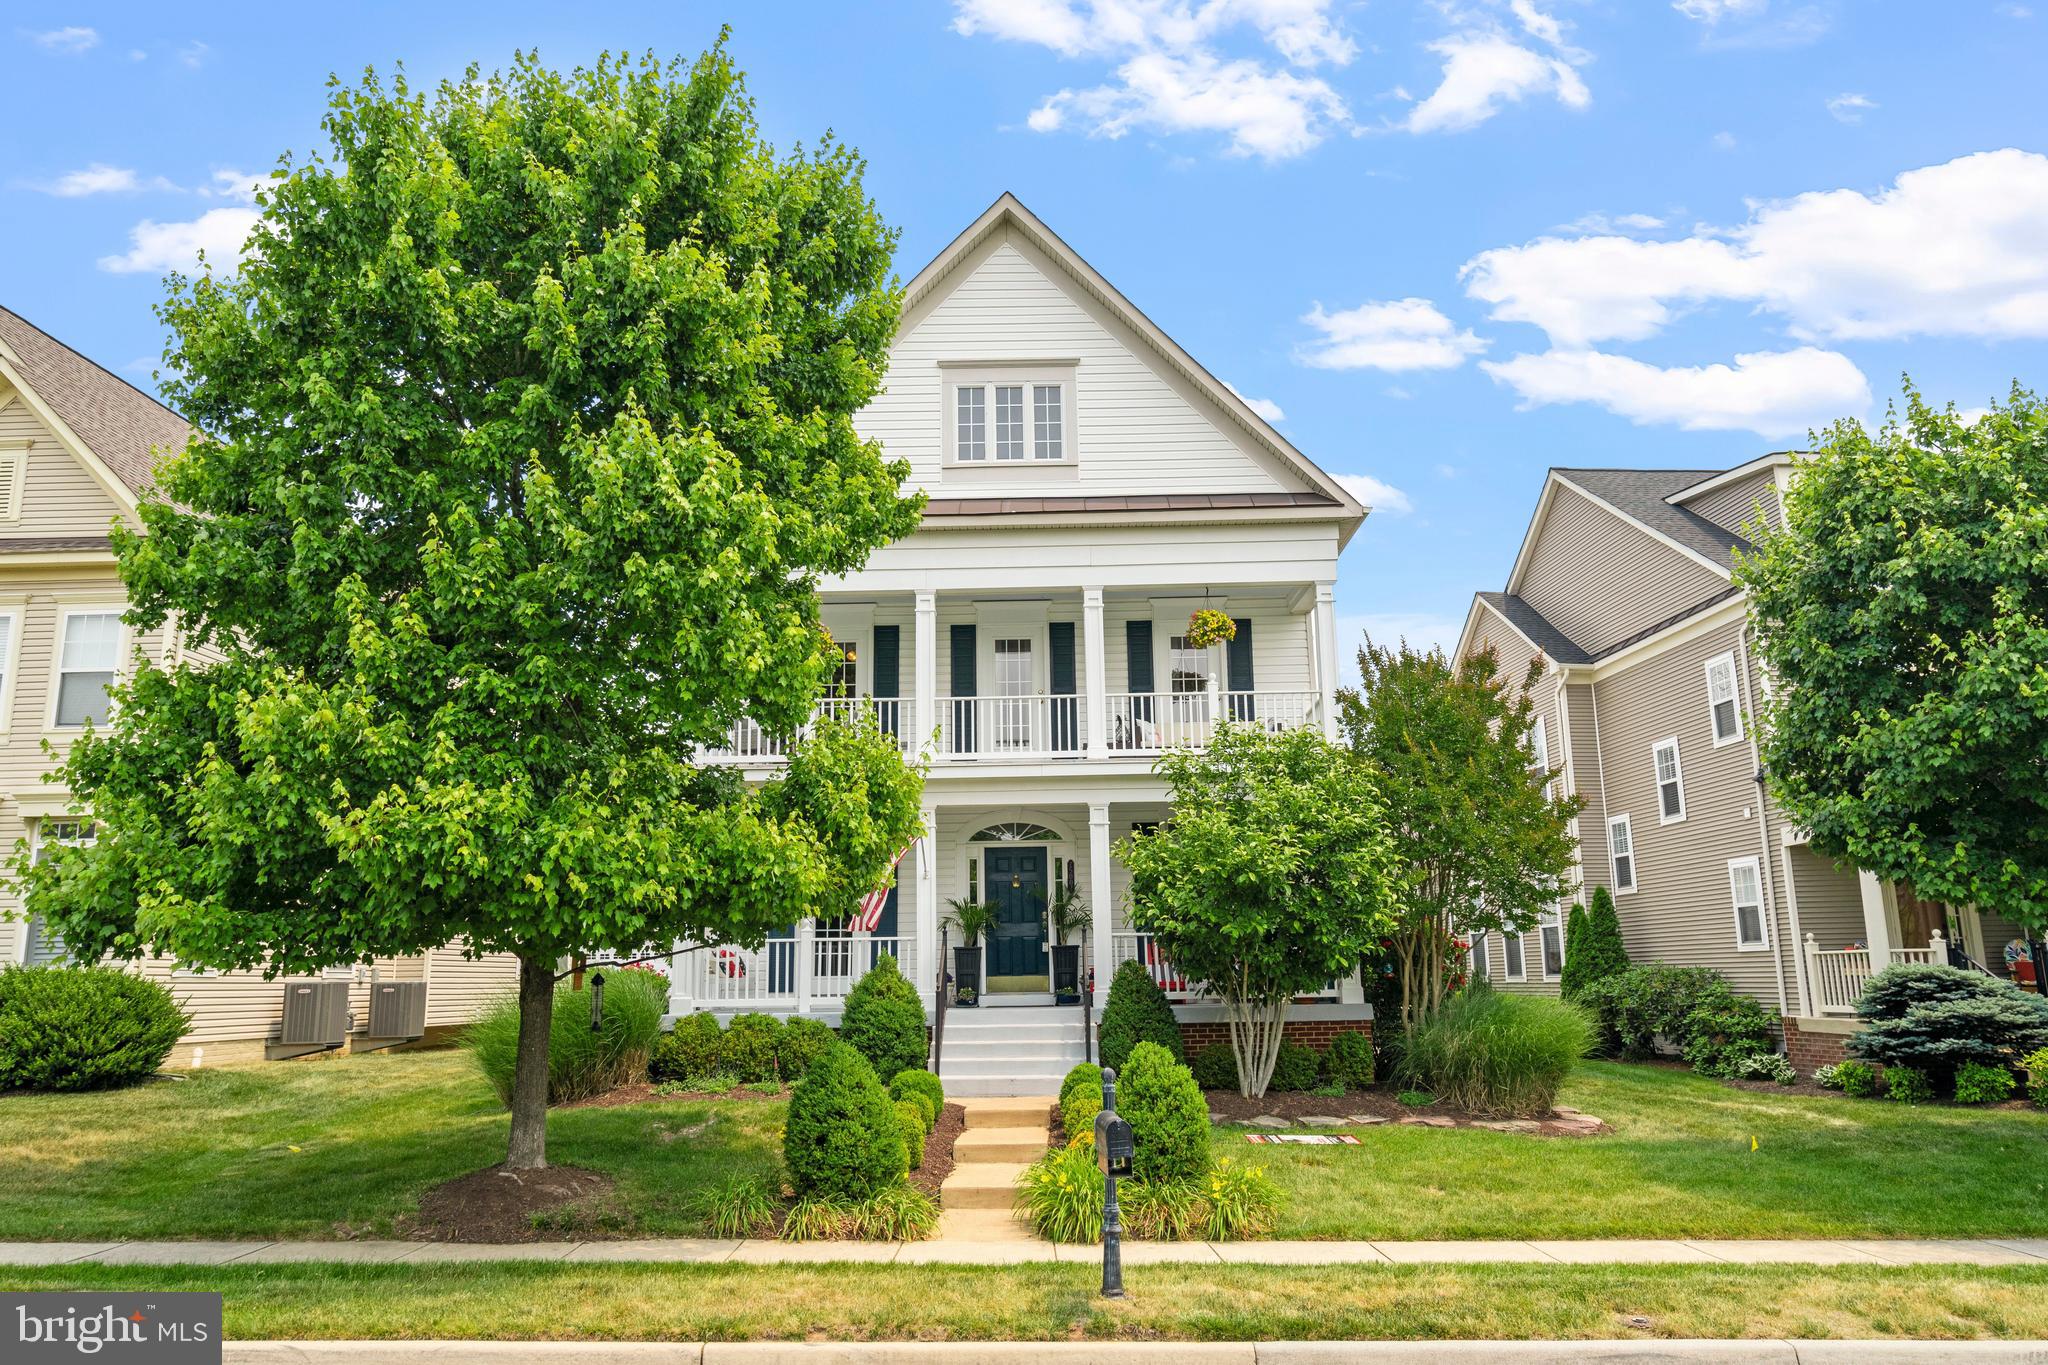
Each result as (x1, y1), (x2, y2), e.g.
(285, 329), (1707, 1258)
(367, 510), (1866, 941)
(1089, 802), (1114, 1007)
(1312, 580), (1339, 740)
(1083, 587), (1107, 759)
(916, 804), (940, 1006)
(914, 589), (937, 757)
(795, 918), (815, 1015)
(1858, 869), (1896, 969)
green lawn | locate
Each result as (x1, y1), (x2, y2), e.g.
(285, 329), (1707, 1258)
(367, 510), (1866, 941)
(4, 1263), (2044, 1342)
(1254, 1061), (2048, 1240)
(0, 1050), (782, 1241)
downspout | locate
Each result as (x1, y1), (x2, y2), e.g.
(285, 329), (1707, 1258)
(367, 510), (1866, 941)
(1736, 625), (1791, 1019)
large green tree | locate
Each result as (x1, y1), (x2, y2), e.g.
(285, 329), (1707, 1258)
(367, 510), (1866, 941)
(1340, 639), (1582, 1032)
(1118, 724), (1400, 1097)
(15, 46), (926, 1170)
(1740, 385), (2048, 967)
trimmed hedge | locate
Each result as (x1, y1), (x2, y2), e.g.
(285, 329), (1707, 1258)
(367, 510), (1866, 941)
(894, 1098), (929, 1169)
(777, 1017), (837, 1081)
(839, 955), (928, 1082)
(1118, 1041), (1210, 1186)
(0, 966), (190, 1092)
(1322, 1031), (1375, 1090)
(889, 1069), (944, 1128)
(719, 1012), (784, 1083)
(783, 1042), (908, 1201)
(1062, 1064), (1104, 1143)
(1190, 1044), (1238, 1092)
(1099, 960), (1183, 1071)
(649, 1011), (723, 1082)
(1268, 1041), (1319, 1092)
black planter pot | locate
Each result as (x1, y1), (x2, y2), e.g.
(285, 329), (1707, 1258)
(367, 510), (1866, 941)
(953, 944), (982, 1006)
(1050, 944), (1082, 1004)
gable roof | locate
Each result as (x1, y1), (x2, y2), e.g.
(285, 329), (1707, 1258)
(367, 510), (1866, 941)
(903, 194), (1367, 540)
(0, 306), (187, 504)
(1551, 468), (1752, 571)
(1472, 591), (1592, 665)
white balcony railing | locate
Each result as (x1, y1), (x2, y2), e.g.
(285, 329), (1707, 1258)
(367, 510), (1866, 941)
(1106, 690), (1318, 754)
(935, 695), (1086, 760)
(1110, 931), (1339, 1004)
(672, 931), (909, 1012)
(701, 698), (915, 764)
(1804, 932), (1948, 1014)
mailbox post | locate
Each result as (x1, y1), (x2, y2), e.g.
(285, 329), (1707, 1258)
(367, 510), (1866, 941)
(1093, 1066), (1134, 1299)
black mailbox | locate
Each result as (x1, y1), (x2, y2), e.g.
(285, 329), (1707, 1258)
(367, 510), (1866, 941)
(1093, 1110), (1135, 1178)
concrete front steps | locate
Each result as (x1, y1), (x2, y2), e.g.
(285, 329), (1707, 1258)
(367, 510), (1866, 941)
(936, 1005), (1088, 1098)
(936, 1095), (1055, 1241)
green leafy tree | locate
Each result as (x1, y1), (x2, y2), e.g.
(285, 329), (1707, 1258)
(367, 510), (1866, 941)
(1118, 724), (1400, 1097)
(1739, 386), (2048, 968)
(12, 46), (925, 1171)
(1340, 640), (1582, 1032)
(1560, 887), (1628, 1000)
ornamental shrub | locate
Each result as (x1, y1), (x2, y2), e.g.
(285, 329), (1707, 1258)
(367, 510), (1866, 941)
(1812, 1063), (1846, 1090)
(1727, 1052), (1797, 1086)
(1395, 981), (1592, 1118)
(1885, 1065), (1935, 1105)
(1951, 1060), (2016, 1105)
(1834, 1059), (1882, 1099)
(1322, 1031), (1375, 1089)
(776, 1016), (836, 1081)
(1560, 888), (1628, 1001)
(1680, 992), (1778, 1078)
(717, 1012), (784, 1083)
(2026, 1048), (2048, 1107)
(1848, 964), (2048, 1085)
(468, 966), (667, 1105)
(1118, 1041), (1211, 1186)
(1099, 959), (1183, 1071)
(1268, 1041), (1319, 1092)
(0, 966), (190, 1091)
(1576, 964), (1729, 1059)
(782, 1042), (908, 1201)
(649, 1011), (723, 1083)
(1015, 1139), (1104, 1243)
(893, 1098), (929, 1168)
(839, 955), (928, 1082)
(1190, 1044), (1238, 1092)
(1060, 1063), (1104, 1143)
(889, 1068), (944, 1128)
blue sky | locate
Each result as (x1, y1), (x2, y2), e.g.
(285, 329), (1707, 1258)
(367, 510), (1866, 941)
(6, 1), (2047, 661)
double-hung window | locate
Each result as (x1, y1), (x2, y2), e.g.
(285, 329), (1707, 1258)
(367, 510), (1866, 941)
(948, 371), (1072, 464)
(1705, 652), (1743, 745)
(23, 818), (96, 965)
(1728, 857), (1768, 949)
(1502, 930), (1526, 981)
(1537, 911), (1564, 980)
(955, 387), (988, 460)
(1608, 813), (1636, 893)
(1652, 737), (1686, 823)
(1468, 932), (1488, 980)
(54, 611), (121, 728)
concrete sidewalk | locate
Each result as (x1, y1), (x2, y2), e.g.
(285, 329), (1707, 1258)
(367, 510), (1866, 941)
(3, 1237), (2046, 1267)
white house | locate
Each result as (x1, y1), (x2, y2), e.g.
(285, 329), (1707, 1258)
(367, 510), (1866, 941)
(663, 195), (1376, 1095)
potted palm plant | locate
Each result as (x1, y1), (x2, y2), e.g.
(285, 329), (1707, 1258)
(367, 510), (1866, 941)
(1045, 881), (1091, 1005)
(946, 896), (998, 1007)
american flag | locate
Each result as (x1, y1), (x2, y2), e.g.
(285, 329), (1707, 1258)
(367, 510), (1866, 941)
(852, 840), (917, 932)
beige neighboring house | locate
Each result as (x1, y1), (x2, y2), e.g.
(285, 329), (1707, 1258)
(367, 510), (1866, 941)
(0, 305), (517, 1066)
(1455, 453), (2039, 1069)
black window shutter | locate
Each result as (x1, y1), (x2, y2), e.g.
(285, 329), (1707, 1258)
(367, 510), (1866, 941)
(1126, 620), (1154, 692)
(871, 624), (900, 737)
(1227, 618), (1255, 723)
(1049, 621), (1078, 752)
(950, 623), (977, 753)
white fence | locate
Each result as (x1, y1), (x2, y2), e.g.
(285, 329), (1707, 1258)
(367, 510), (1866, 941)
(1804, 931), (1947, 1014)
(1110, 931), (1340, 1004)
(936, 695), (1086, 759)
(1104, 690), (1319, 754)
(671, 930), (909, 1012)
(701, 698), (915, 764)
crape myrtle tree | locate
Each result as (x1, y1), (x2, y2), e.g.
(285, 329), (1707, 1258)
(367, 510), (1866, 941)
(1340, 639), (1582, 1032)
(14, 45), (927, 1171)
(1740, 384), (2048, 978)
(1118, 724), (1401, 1098)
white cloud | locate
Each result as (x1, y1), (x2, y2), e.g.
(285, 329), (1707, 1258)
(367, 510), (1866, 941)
(1297, 296), (1488, 371)
(1225, 383), (1285, 422)
(1672, 0), (1768, 21)
(98, 206), (260, 275)
(1712, 130), (1738, 150)
(31, 25), (98, 53)
(1403, 30), (1588, 134)
(35, 164), (148, 196)
(1559, 210), (1666, 234)
(1335, 472), (1414, 515)
(1031, 51), (1350, 159)
(177, 40), (209, 69)
(1826, 92), (1876, 123)
(1672, 0), (1832, 48)
(1998, 3), (2033, 17)
(1462, 150), (2048, 347)
(1481, 346), (1870, 437)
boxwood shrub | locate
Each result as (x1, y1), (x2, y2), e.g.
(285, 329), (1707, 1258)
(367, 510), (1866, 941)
(1268, 1041), (1320, 1092)
(893, 1097), (929, 1168)
(1099, 960), (1183, 1071)
(783, 1042), (908, 1201)
(776, 1016), (836, 1081)
(1060, 1062), (1104, 1142)
(718, 1012), (784, 1083)
(1190, 1044), (1238, 1092)
(889, 1068), (944, 1127)
(649, 1011), (723, 1082)
(1322, 1031), (1375, 1090)
(1117, 1041), (1210, 1186)
(0, 966), (190, 1092)
(839, 955), (928, 1082)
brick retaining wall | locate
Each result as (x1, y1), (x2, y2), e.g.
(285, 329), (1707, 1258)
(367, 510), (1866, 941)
(1177, 1018), (1371, 1054)
(1783, 1016), (1858, 1072)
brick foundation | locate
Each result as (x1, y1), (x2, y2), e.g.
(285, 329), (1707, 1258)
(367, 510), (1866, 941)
(1177, 1018), (1371, 1055)
(1782, 1016), (1859, 1072)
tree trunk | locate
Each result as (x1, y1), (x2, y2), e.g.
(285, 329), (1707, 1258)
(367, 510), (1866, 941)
(505, 954), (555, 1172)
(1227, 988), (1290, 1098)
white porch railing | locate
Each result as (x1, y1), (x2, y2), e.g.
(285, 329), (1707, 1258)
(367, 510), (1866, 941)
(936, 695), (1086, 759)
(1105, 691), (1318, 754)
(1110, 931), (1340, 1004)
(701, 698), (916, 764)
(671, 931), (908, 1012)
(1804, 932), (1947, 1014)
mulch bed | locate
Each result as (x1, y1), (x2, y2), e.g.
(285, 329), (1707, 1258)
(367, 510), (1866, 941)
(910, 1101), (966, 1201)
(1202, 1086), (1608, 1137)
(410, 1163), (615, 1242)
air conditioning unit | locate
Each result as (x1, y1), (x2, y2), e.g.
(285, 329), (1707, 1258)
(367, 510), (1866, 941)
(278, 980), (350, 1047)
(366, 981), (427, 1040)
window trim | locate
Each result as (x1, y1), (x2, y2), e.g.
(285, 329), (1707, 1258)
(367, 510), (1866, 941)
(1705, 651), (1744, 747)
(23, 816), (97, 966)
(1468, 931), (1488, 980)
(1502, 929), (1526, 982)
(1652, 736), (1687, 825)
(0, 602), (24, 737)
(1537, 913), (1564, 981)
(1608, 813), (1637, 894)
(47, 603), (129, 733)
(1727, 855), (1769, 951)
(940, 363), (1078, 468)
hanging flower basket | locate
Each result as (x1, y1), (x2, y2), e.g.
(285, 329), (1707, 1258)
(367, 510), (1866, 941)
(1185, 608), (1237, 649)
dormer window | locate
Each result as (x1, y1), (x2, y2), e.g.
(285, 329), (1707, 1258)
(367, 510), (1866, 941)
(942, 364), (1076, 466)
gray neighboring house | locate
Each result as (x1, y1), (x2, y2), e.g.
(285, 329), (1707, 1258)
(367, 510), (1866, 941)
(1454, 453), (2039, 1069)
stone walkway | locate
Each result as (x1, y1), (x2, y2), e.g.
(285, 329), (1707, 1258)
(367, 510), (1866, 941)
(4, 1237), (2044, 1267)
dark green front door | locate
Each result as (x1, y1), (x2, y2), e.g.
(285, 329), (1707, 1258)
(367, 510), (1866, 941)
(985, 847), (1048, 981)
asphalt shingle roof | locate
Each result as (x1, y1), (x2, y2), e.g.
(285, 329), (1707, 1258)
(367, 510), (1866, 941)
(1551, 467), (1752, 569)
(1474, 592), (1593, 664)
(0, 306), (188, 497)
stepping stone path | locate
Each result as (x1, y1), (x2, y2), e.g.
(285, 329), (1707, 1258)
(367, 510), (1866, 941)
(1299, 1116), (1347, 1127)
(936, 1097), (1054, 1243)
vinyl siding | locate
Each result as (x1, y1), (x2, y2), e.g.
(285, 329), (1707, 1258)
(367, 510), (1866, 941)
(1518, 486), (1729, 656)
(0, 398), (134, 536)
(1493, 671), (1569, 998)
(423, 943), (521, 1026)
(1785, 844), (1864, 953)
(1682, 471), (1782, 539)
